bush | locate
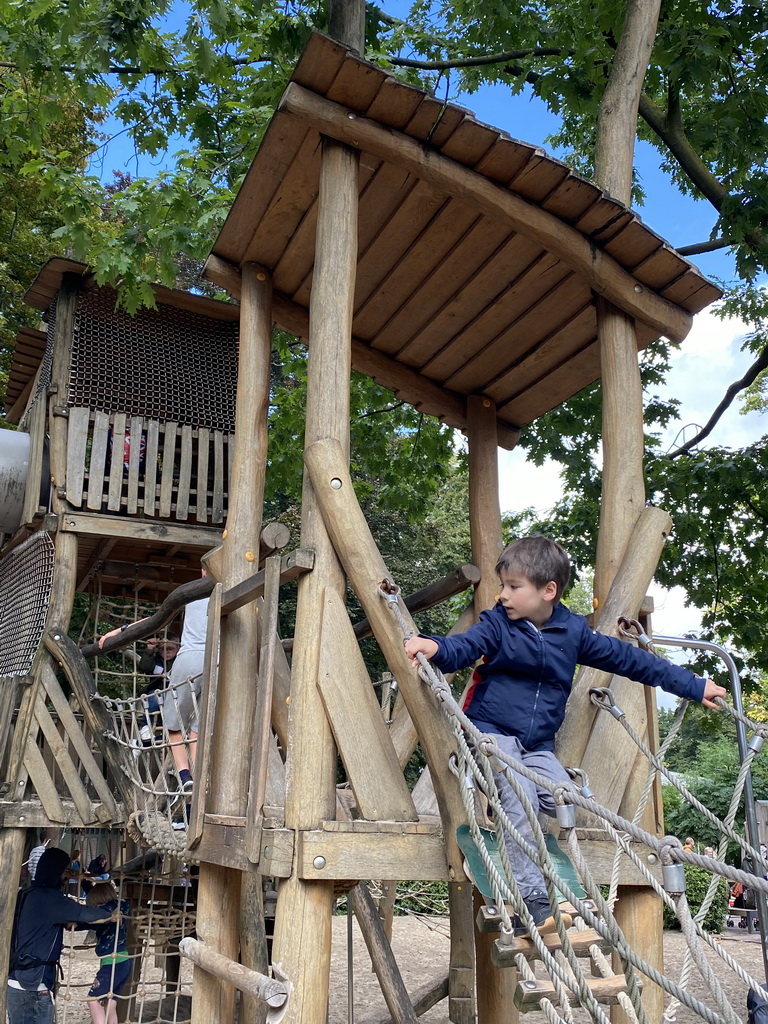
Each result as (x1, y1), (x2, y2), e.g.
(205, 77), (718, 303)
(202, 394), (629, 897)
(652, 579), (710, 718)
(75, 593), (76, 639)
(662, 863), (730, 934)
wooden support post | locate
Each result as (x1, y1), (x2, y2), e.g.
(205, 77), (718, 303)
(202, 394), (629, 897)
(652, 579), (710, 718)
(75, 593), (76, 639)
(271, 136), (359, 1024)
(447, 882), (475, 1024)
(466, 395), (517, 1024)
(0, 829), (26, 1023)
(612, 886), (664, 1024)
(594, 297), (646, 607)
(48, 273), (80, 516)
(192, 262), (272, 1024)
(351, 882), (419, 1024)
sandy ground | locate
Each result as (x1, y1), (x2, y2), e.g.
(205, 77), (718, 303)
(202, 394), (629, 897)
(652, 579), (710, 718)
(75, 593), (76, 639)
(52, 917), (768, 1024)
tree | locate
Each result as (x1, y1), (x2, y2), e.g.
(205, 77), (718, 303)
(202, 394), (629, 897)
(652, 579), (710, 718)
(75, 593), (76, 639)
(1, 0), (766, 673)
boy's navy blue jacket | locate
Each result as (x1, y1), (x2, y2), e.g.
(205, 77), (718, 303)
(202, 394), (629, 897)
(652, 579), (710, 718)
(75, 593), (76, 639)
(426, 601), (706, 752)
(10, 852), (109, 992)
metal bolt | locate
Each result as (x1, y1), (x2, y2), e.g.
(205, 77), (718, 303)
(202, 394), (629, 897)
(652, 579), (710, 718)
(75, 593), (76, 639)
(313, 856), (327, 870)
(647, 853), (658, 864)
(330, 477), (342, 490)
(347, 112), (357, 120)
(634, 284), (644, 293)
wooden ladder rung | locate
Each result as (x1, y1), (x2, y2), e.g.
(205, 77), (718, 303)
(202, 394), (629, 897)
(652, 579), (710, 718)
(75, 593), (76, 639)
(514, 973), (639, 1011)
(477, 900), (592, 934)
(492, 927), (611, 967)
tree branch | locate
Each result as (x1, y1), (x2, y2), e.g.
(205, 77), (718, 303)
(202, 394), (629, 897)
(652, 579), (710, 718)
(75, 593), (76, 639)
(676, 238), (734, 256)
(668, 342), (768, 458)
(388, 46), (570, 71)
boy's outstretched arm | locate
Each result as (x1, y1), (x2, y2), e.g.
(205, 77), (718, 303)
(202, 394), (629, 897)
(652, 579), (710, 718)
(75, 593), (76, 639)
(701, 678), (727, 709)
(404, 636), (439, 667)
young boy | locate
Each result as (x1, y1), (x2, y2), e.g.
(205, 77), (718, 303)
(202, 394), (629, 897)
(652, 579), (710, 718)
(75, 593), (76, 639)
(404, 536), (725, 934)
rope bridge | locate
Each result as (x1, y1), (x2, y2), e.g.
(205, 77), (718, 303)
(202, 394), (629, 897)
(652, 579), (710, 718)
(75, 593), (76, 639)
(379, 580), (768, 1024)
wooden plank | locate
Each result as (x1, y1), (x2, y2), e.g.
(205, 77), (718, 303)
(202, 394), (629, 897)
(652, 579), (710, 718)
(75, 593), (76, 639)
(491, 928), (611, 968)
(278, 84), (694, 343)
(365, 76), (424, 130)
(220, 548), (314, 616)
(440, 116), (498, 168)
(61, 512), (221, 548)
(246, 556), (282, 861)
(20, 388), (46, 522)
(298, 829), (449, 881)
(40, 662), (119, 820)
(107, 412), (126, 511)
(176, 424), (193, 521)
(402, 93), (465, 148)
(143, 419), (160, 515)
(392, 236), (548, 367)
(444, 271), (585, 393)
(242, 130), (324, 268)
(187, 582), (222, 848)
(353, 199), (484, 342)
(0, 799), (120, 828)
(351, 882), (419, 1024)
(33, 689), (94, 823)
(514, 973), (635, 1009)
(196, 426), (210, 522)
(126, 415), (143, 515)
(158, 420), (177, 517)
(447, 882), (475, 1024)
(317, 587), (417, 822)
(212, 430), (225, 522)
(23, 738), (67, 821)
(510, 155), (572, 205)
(86, 410), (110, 510)
(65, 406), (91, 506)
(326, 54), (387, 111)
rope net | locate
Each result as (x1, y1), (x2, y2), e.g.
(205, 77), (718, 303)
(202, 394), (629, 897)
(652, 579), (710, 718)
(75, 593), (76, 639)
(82, 580), (201, 855)
(379, 580), (768, 1024)
(55, 842), (197, 1024)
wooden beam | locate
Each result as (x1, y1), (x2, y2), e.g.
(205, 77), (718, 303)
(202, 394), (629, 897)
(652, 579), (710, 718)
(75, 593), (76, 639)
(60, 511), (222, 548)
(179, 937), (291, 1010)
(202, 255), (521, 451)
(303, 436), (469, 878)
(277, 84), (693, 345)
(297, 829), (449, 881)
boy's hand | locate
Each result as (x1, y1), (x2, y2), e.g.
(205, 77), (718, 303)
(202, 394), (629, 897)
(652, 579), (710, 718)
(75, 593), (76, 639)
(404, 637), (439, 666)
(701, 678), (727, 708)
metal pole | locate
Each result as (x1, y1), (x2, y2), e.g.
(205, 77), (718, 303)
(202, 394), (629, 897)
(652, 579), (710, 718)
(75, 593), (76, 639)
(652, 633), (768, 983)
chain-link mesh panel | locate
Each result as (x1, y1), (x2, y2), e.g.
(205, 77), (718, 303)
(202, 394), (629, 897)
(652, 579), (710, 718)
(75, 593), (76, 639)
(24, 300), (57, 417)
(0, 531), (55, 675)
(67, 288), (239, 431)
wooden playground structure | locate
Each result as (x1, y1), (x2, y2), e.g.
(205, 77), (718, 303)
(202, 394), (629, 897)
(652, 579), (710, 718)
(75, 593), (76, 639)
(0, 23), (728, 1024)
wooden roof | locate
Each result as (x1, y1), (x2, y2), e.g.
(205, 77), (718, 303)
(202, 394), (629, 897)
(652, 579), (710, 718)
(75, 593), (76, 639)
(5, 327), (47, 421)
(206, 31), (721, 447)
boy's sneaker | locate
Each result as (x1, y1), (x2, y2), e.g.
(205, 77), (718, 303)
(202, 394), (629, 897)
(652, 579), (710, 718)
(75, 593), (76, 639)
(521, 891), (572, 935)
(139, 724), (153, 745)
(179, 769), (194, 796)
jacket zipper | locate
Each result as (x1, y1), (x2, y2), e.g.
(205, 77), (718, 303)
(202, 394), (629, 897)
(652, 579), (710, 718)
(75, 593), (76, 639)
(524, 624), (546, 747)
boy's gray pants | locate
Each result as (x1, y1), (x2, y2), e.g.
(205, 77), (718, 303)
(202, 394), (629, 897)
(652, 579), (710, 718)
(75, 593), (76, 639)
(489, 733), (573, 901)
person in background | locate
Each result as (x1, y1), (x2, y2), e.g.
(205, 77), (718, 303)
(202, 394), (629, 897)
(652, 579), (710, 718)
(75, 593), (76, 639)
(683, 837), (695, 852)
(85, 882), (132, 1024)
(82, 853), (109, 897)
(27, 832), (48, 882)
(704, 847), (715, 857)
(68, 848), (82, 896)
(8, 849), (119, 1024)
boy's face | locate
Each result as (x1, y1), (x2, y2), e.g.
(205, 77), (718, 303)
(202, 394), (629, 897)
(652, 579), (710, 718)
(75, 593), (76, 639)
(498, 570), (557, 628)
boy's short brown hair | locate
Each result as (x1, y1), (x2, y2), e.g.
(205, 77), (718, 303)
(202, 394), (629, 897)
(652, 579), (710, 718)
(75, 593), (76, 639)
(86, 882), (119, 907)
(495, 536), (571, 600)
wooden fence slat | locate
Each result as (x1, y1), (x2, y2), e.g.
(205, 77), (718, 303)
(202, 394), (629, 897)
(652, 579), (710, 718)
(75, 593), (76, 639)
(176, 424), (193, 521)
(144, 419), (160, 515)
(41, 663), (118, 821)
(159, 421), (178, 517)
(87, 411), (110, 510)
(23, 738), (67, 822)
(34, 691), (94, 823)
(107, 412), (126, 511)
(65, 406), (91, 506)
(196, 426), (210, 522)
(126, 415), (143, 515)
(212, 430), (225, 523)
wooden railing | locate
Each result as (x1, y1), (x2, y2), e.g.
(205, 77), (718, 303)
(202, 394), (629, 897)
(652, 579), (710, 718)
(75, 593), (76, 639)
(65, 407), (232, 523)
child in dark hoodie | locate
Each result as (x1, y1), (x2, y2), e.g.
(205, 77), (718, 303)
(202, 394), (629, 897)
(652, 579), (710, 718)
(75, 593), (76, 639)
(405, 536), (726, 934)
(8, 847), (119, 1024)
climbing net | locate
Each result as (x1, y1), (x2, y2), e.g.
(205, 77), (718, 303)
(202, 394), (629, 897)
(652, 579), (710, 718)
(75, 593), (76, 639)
(79, 583), (203, 855)
(380, 582), (768, 1024)
(56, 844), (196, 1024)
